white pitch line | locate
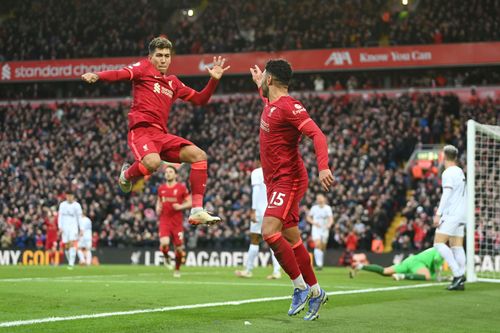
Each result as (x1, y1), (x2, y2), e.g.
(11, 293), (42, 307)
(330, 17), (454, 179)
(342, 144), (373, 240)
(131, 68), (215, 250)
(0, 277), (355, 289)
(0, 282), (446, 328)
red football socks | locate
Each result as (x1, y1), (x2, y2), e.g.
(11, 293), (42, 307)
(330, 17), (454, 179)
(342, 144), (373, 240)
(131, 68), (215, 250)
(264, 232), (301, 280)
(125, 161), (152, 182)
(292, 239), (318, 286)
(190, 160), (208, 208)
(175, 250), (183, 270)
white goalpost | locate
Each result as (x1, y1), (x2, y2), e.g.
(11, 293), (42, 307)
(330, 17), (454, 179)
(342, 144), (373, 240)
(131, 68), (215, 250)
(466, 120), (500, 283)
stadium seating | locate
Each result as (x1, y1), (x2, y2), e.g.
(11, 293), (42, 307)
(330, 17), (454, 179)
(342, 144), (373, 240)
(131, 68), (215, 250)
(1, 93), (497, 250)
(1, 0), (497, 61)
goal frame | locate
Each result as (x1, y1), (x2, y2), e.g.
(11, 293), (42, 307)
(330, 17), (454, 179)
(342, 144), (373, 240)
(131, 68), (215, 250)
(466, 119), (500, 283)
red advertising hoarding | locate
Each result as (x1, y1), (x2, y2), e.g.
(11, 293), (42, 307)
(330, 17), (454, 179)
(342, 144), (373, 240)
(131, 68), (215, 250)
(1, 42), (499, 82)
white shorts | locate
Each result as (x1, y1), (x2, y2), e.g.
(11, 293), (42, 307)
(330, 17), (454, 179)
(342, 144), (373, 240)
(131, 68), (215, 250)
(78, 237), (92, 249)
(312, 226), (330, 244)
(250, 214), (264, 235)
(62, 227), (79, 243)
(437, 217), (465, 237)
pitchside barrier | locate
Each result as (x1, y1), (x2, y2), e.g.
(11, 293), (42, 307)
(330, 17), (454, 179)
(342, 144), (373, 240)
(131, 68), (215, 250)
(1, 248), (498, 274)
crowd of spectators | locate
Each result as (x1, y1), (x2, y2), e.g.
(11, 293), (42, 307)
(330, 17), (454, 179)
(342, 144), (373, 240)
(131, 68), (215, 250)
(391, 95), (499, 252)
(1, 91), (497, 252)
(1, 0), (498, 61)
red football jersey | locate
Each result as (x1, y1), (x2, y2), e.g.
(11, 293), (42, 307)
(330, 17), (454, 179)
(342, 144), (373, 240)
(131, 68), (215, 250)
(158, 182), (189, 227)
(45, 213), (58, 240)
(124, 59), (196, 132)
(259, 95), (311, 185)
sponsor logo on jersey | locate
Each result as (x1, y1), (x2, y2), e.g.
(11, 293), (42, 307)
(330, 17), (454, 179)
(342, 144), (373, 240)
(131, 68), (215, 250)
(260, 119), (270, 132)
(292, 103), (306, 115)
(153, 82), (173, 97)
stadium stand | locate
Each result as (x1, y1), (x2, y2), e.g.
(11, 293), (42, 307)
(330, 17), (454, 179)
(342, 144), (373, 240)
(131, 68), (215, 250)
(1, 92), (497, 250)
(0, 0), (498, 61)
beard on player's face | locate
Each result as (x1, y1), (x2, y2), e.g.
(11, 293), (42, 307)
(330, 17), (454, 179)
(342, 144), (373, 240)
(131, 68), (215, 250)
(261, 78), (270, 98)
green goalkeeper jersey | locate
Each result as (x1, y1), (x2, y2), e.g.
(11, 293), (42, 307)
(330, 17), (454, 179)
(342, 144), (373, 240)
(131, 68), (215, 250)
(412, 248), (445, 278)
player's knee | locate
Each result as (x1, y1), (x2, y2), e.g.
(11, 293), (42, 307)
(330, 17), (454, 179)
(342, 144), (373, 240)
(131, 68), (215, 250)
(142, 154), (161, 171)
(192, 149), (207, 162)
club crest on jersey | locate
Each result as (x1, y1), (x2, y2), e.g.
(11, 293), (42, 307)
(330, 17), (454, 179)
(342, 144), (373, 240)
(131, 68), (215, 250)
(174, 189), (178, 195)
(268, 107), (277, 117)
(153, 82), (173, 98)
(143, 144), (149, 152)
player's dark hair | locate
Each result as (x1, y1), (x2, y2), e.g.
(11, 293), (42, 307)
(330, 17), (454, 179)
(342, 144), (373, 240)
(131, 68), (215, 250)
(443, 145), (458, 161)
(149, 37), (173, 54)
(265, 59), (292, 86)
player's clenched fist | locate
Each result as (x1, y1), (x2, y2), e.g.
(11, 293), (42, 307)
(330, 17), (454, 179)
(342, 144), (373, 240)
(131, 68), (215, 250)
(81, 73), (99, 84)
(319, 169), (334, 192)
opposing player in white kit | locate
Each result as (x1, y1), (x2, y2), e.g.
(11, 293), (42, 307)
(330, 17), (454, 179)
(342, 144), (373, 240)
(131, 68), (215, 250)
(78, 214), (93, 266)
(235, 166), (281, 279)
(433, 145), (467, 290)
(58, 191), (82, 269)
(306, 194), (333, 270)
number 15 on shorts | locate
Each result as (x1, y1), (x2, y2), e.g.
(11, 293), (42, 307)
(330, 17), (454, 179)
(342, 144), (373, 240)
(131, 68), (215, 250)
(269, 192), (286, 208)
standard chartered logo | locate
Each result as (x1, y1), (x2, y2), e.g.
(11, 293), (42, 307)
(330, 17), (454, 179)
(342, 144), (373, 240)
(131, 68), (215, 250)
(1, 64), (11, 80)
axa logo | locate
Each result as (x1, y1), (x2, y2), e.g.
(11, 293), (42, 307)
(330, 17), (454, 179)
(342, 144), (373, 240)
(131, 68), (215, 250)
(324, 51), (353, 66)
(198, 59), (214, 71)
(1, 64), (11, 80)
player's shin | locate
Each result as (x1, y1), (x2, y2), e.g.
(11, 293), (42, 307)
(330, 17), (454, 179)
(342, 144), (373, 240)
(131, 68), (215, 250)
(451, 246), (466, 276)
(264, 232), (304, 289)
(292, 240), (320, 296)
(361, 264), (385, 275)
(77, 249), (85, 264)
(125, 161), (152, 182)
(86, 250), (92, 266)
(246, 244), (259, 273)
(404, 274), (427, 280)
(434, 243), (461, 277)
(175, 250), (184, 271)
(189, 160), (207, 211)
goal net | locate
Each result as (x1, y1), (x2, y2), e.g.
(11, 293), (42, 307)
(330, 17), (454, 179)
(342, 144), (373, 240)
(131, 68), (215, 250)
(466, 120), (500, 282)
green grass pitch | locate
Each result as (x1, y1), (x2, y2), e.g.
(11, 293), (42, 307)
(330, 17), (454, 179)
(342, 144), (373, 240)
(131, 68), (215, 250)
(0, 265), (499, 332)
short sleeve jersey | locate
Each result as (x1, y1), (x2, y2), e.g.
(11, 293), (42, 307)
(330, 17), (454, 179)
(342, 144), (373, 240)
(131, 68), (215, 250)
(157, 183), (189, 227)
(124, 59), (196, 132)
(259, 95), (312, 185)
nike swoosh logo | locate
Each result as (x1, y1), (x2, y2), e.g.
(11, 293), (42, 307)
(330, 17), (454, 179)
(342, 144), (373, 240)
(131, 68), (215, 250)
(198, 60), (214, 71)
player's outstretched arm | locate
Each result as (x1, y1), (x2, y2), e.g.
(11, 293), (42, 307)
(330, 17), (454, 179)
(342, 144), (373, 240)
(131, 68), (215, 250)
(81, 69), (131, 84)
(188, 56), (230, 105)
(300, 120), (334, 191)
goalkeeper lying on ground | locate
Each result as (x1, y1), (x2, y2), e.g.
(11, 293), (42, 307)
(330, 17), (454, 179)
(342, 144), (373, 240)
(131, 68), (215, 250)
(350, 248), (445, 281)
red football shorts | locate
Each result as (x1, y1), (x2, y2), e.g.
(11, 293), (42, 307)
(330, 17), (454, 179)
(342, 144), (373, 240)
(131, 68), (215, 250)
(45, 236), (58, 250)
(264, 178), (309, 229)
(128, 125), (193, 162)
(159, 221), (184, 246)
